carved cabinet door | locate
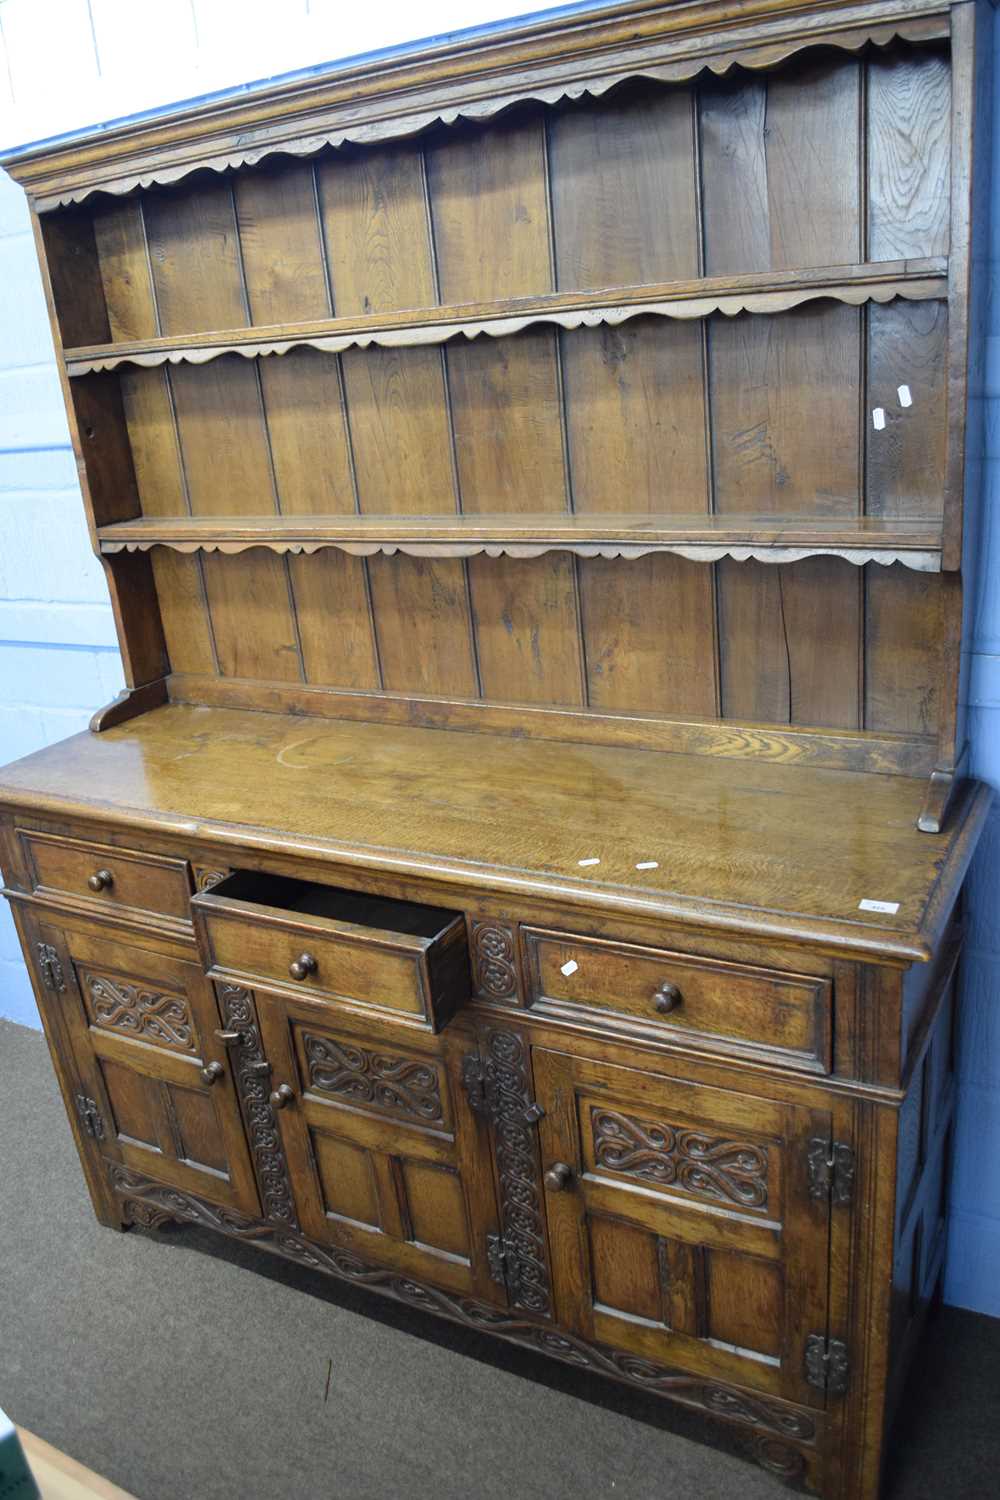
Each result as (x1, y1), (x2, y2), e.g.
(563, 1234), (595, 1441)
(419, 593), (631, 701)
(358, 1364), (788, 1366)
(254, 990), (503, 1302)
(532, 1049), (832, 1408)
(33, 920), (260, 1215)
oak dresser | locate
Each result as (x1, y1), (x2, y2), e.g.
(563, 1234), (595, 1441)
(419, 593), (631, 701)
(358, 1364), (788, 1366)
(0, 2), (994, 1494)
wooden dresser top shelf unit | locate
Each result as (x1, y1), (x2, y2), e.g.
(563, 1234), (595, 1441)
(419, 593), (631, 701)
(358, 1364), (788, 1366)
(0, 2), (993, 1494)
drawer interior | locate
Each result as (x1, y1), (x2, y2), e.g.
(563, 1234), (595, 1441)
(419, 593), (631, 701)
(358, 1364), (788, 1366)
(205, 870), (462, 942)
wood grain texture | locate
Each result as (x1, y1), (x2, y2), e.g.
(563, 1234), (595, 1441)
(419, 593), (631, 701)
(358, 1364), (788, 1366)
(548, 82), (699, 288)
(144, 181), (248, 334)
(868, 50), (951, 261)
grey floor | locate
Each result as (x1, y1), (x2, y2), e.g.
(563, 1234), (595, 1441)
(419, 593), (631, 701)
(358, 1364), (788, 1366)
(1, 1017), (998, 1500)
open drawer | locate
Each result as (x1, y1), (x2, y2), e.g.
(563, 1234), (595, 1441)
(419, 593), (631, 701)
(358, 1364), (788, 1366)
(191, 870), (470, 1030)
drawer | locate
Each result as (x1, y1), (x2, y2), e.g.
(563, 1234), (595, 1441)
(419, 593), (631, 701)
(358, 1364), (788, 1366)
(19, 829), (192, 924)
(523, 928), (831, 1072)
(192, 870), (469, 1031)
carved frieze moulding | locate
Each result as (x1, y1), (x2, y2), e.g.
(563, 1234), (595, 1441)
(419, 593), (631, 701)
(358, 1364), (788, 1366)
(107, 1161), (818, 1483)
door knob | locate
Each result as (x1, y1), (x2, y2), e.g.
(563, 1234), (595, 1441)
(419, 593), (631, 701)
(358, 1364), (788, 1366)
(200, 1061), (224, 1085)
(289, 953), (317, 981)
(88, 869), (114, 892)
(544, 1161), (573, 1192)
(652, 981), (682, 1015)
(270, 1083), (295, 1110)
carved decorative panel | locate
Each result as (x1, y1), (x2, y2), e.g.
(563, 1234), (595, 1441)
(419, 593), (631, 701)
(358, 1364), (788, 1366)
(477, 1026), (551, 1316)
(470, 920), (520, 1003)
(107, 1165), (818, 1471)
(303, 1033), (444, 1125)
(219, 984), (298, 1226)
(592, 1108), (769, 1209)
(83, 970), (196, 1052)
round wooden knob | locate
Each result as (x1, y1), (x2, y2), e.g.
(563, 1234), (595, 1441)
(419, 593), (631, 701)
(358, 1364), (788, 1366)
(653, 981), (682, 1015)
(270, 1083), (295, 1110)
(289, 953), (317, 981)
(544, 1161), (573, 1192)
(88, 869), (114, 892)
(200, 1061), (224, 1085)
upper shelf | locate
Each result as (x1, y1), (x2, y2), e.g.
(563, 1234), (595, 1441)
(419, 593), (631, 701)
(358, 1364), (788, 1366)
(64, 259), (947, 377)
(97, 513), (943, 570)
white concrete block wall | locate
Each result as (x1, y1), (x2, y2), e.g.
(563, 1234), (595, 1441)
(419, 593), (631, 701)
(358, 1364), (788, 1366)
(0, 0), (998, 1316)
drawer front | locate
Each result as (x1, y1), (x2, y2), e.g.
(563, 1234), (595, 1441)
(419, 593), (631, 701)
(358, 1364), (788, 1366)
(20, 829), (191, 923)
(204, 908), (430, 1016)
(524, 928), (831, 1072)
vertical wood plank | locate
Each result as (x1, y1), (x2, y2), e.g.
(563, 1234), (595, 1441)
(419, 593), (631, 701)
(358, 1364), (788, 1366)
(233, 162), (329, 325)
(427, 113), (552, 303)
(91, 199), (158, 341)
(366, 555), (477, 697)
(318, 145), (437, 312)
(447, 329), (566, 510)
(258, 349), (357, 514)
(169, 358), (276, 514)
(151, 187), (301, 680)
(151, 549), (217, 677)
(710, 305), (862, 728)
(580, 555), (717, 717)
(288, 551), (380, 690)
(718, 559), (862, 730)
(469, 555), (584, 707)
(710, 306), (860, 516)
(430, 111), (582, 704)
(563, 319), (709, 511)
(563, 315), (716, 717)
(144, 181), (249, 333)
(867, 301), (948, 519)
(91, 201), (214, 683)
(866, 567), (943, 735)
(548, 84), (699, 289)
(868, 51), (951, 260)
(322, 142), (472, 696)
(700, 58), (861, 274)
(200, 551), (304, 682)
(120, 369), (187, 517)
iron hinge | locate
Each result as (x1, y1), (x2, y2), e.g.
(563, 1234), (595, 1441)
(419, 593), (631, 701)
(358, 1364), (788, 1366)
(75, 1093), (105, 1141)
(804, 1334), (850, 1397)
(462, 1049), (545, 1128)
(486, 1230), (542, 1309)
(36, 942), (66, 993)
(807, 1137), (855, 1207)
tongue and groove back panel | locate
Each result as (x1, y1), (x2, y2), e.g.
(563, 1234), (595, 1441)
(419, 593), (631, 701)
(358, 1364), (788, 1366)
(45, 46), (951, 742)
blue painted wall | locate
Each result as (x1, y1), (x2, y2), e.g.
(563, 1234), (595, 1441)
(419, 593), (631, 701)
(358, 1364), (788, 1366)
(0, 1), (997, 1316)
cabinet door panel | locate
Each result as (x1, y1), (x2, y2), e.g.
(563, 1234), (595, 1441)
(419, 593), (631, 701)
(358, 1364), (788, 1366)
(35, 921), (259, 1215)
(256, 992), (500, 1301)
(533, 1049), (831, 1406)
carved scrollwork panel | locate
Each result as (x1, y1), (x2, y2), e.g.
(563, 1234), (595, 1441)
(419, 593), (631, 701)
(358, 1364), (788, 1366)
(83, 970), (196, 1052)
(479, 1027), (551, 1316)
(218, 984), (298, 1227)
(302, 1033), (445, 1125)
(470, 920), (520, 1003)
(592, 1108), (769, 1209)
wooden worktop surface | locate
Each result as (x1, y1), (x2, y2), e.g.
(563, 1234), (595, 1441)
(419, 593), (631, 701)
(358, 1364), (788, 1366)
(0, 705), (990, 963)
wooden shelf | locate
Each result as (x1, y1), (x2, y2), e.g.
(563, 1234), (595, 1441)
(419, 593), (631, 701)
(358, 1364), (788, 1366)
(64, 259), (947, 376)
(97, 513), (943, 569)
